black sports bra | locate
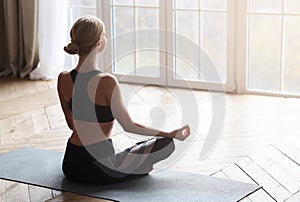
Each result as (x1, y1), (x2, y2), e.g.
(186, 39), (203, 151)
(68, 69), (114, 123)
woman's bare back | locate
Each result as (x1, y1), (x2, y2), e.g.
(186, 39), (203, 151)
(57, 70), (115, 146)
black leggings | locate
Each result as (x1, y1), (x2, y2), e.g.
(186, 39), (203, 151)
(62, 137), (175, 185)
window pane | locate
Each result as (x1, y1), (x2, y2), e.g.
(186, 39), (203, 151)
(174, 9), (227, 83)
(136, 51), (160, 77)
(201, 12), (227, 83)
(174, 0), (199, 9)
(283, 16), (300, 94)
(248, 15), (282, 91)
(72, 8), (96, 20)
(112, 3), (161, 78)
(136, 8), (159, 49)
(175, 11), (199, 44)
(113, 7), (134, 34)
(176, 57), (200, 80)
(136, 8), (159, 30)
(285, 0), (300, 13)
(135, 0), (159, 7)
(115, 55), (135, 75)
(201, 0), (226, 10)
(113, 7), (135, 74)
(136, 8), (160, 77)
(71, 0), (95, 7)
(175, 11), (200, 80)
(175, 36), (200, 80)
(249, 0), (282, 13)
(112, 0), (133, 6)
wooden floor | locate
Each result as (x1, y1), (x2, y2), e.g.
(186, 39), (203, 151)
(213, 132), (300, 201)
(1, 77), (300, 201)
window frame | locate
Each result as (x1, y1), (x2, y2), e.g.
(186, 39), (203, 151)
(67, 0), (300, 97)
(245, 0), (300, 98)
(165, 0), (236, 92)
(97, 0), (237, 92)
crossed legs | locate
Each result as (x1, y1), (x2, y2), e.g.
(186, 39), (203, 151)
(115, 137), (175, 174)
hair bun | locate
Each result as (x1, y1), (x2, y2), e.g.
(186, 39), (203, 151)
(64, 42), (79, 55)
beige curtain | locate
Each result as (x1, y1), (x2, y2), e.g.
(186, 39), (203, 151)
(0, 0), (39, 78)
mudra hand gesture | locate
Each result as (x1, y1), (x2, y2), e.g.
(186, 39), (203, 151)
(170, 125), (190, 141)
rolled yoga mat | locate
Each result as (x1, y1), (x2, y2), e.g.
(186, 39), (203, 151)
(0, 147), (259, 202)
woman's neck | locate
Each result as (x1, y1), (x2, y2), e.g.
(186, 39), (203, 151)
(75, 53), (98, 72)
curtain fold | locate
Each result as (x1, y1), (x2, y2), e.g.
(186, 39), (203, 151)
(29, 0), (68, 80)
(20, 0), (39, 78)
(0, 0), (39, 78)
(0, 1), (8, 74)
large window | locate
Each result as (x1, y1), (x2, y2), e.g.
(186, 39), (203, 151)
(111, 0), (160, 77)
(247, 0), (300, 95)
(106, 0), (234, 91)
(66, 0), (300, 96)
(173, 0), (227, 83)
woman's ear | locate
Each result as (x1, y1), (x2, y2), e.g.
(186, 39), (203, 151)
(97, 38), (107, 53)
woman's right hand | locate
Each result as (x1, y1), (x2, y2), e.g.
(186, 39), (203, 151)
(169, 125), (190, 141)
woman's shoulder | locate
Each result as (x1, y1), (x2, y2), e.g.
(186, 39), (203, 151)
(89, 72), (119, 93)
(58, 71), (70, 80)
(57, 71), (73, 88)
(96, 72), (119, 85)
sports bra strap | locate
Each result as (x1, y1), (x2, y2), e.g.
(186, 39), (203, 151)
(70, 69), (78, 83)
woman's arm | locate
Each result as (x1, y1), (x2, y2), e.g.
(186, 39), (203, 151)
(102, 74), (190, 141)
(57, 72), (74, 131)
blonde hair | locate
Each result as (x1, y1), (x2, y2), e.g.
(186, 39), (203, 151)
(64, 16), (104, 55)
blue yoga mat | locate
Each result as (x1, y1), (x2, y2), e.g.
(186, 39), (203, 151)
(0, 148), (259, 202)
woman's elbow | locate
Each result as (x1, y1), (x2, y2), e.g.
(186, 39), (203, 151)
(67, 122), (74, 131)
(121, 124), (132, 133)
(119, 120), (136, 133)
(68, 124), (74, 131)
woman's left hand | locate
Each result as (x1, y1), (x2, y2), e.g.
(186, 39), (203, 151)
(169, 125), (190, 141)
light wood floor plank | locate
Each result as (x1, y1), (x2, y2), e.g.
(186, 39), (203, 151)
(5, 181), (30, 202)
(47, 80), (57, 89)
(237, 157), (290, 201)
(266, 145), (300, 181)
(211, 170), (229, 179)
(0, 82), (10, 101)
(221, 164), (276, 202)
(0, 117), (17, 145)
(0, 180), (6, 202)
(45, 105), (68, 130)
(247, 188), (276, 202)
(31, 109), (51, 134)
(0, 88), (59, 119)
(15, 112), (34, 140)
(285, 191), (300, 202)
(9, 80), (24, 99)
(33, 80), (50, 92)
(274, 142), (300, 167)
(28, 185), (53, 202)
(46, 192), (113, 202)
(249, 146), (300, 194)
(222, 164), (256, 184)
(239, 198), (252, 202)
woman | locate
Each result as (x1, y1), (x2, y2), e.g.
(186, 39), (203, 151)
(58, 16), (190, 185)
